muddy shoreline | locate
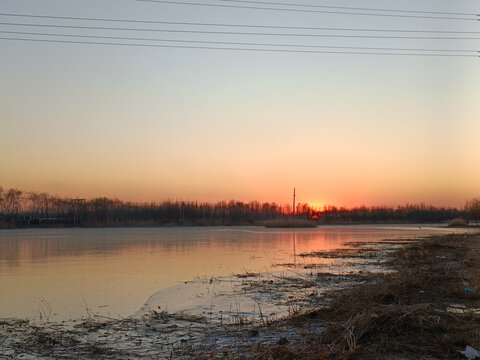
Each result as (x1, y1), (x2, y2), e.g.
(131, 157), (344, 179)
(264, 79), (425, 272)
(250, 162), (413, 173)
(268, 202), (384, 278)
(1, 233), (479, 359)
(229, 232), (480, 359)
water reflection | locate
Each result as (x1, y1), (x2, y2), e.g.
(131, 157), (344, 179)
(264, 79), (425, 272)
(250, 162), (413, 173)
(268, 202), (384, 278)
(0, 227), (364, 267)
(0, 225), (473, 320)
(292, 231), (297, 267)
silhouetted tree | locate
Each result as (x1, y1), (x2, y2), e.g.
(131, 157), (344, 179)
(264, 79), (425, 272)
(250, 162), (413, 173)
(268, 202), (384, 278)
(465, 199), (480, 224)
(0, 186), (466, 227)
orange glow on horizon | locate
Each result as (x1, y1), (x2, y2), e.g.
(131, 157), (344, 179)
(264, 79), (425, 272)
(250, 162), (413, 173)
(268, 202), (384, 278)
(0, 180), (473, 210)
(1, 8), (479, 214)
(306, 203), (325, 211)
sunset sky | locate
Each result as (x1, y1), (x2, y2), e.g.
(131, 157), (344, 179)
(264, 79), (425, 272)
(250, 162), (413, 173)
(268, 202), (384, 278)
(1, 0), (479, 207)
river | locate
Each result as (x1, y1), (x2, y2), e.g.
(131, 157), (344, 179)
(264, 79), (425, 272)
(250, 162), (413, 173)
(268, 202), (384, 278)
(0, 224), (472, 321)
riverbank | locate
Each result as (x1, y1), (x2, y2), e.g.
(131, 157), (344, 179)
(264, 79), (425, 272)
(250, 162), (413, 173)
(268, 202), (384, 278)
(3, 222), (477, 230)
(1, 232), (478, 359)
(224, 232), (480, 359)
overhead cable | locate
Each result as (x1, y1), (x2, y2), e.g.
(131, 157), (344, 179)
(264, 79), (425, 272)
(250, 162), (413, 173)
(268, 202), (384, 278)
(1, 36), (478, 57)
(135, 0), (479, 21)
(0, 13), (479, 34)
(221, 0), (480, 17)
(1, 22), (479, 40)
(2, 30), (477, 53)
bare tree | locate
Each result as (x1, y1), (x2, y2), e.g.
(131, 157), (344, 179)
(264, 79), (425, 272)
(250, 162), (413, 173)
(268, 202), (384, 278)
(465, 199), (480, 224)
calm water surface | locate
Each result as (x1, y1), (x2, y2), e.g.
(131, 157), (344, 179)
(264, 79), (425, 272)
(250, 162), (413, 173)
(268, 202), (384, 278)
(0, 225), (471, 320)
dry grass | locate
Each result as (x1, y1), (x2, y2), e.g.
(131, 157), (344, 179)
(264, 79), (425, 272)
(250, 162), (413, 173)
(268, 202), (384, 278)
(238, 233), (480, 359)
(448, 217), (468, 227)
(299, 247), (376, 259)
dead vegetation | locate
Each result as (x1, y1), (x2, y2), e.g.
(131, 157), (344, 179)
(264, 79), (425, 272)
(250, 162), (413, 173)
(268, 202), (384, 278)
(235, 233), (480, 359)
(0, 318), (123, 359)
(299, 248), (377, 259)
(448, 217), (469, 227)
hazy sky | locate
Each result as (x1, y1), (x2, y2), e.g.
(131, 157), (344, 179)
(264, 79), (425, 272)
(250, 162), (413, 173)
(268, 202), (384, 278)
(1, 0), (479, 207)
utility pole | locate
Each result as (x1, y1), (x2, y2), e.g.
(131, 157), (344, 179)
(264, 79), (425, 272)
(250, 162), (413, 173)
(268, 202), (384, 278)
(292, 187), (296, 216)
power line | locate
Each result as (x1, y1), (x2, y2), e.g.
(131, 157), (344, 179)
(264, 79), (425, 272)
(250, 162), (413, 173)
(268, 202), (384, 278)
(135, 0), (478, 21)
(2, 30), (476, 53)
(2, 22), (479, 40)
(221, 0), (480, 17)
(1, 36), (477, 57)
(1, 13), (479, 34)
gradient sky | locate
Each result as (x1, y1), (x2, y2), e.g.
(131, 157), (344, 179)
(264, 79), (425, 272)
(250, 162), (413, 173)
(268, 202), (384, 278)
(1, 0), (479, 207)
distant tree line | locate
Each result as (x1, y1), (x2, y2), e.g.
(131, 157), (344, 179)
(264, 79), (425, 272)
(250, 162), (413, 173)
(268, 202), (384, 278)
(0, 187), (283, 227)
(316, 204), (464, 224)
(0, 186), (475, 227)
